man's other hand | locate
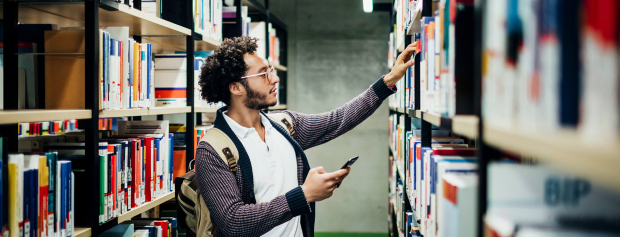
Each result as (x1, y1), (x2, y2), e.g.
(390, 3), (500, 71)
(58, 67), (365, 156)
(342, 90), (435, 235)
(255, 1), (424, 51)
(301, 167), (350, 203)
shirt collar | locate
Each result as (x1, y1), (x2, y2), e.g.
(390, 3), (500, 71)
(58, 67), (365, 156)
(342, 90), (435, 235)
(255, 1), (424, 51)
(222, 111), (273, 139)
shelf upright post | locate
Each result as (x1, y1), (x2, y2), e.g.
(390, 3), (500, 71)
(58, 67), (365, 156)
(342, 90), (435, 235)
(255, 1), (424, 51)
(186, 0), (196, 170)
(85, 0), (102, 234)
(235, 0), (243, 36)
(265, 0), (270, 60)
(420, 0), (433, 149)
(1, 0), (19, 152)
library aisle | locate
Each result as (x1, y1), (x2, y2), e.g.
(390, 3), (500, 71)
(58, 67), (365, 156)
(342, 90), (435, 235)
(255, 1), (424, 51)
(1, 0), (619, 237)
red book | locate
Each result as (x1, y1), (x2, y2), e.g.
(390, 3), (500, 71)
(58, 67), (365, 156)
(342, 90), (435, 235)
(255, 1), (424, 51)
(153, 221), (169, 237)
(144, 137), (154, 202)
(108, 145), (116, 217)
(131, 140), (138, 208)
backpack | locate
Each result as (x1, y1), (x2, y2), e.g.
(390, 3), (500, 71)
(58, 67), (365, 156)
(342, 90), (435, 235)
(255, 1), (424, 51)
(175, 113), (296, 237)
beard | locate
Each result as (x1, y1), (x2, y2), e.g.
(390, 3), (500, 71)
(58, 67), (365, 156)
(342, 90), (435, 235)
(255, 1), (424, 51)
(242, 81), (277, 110)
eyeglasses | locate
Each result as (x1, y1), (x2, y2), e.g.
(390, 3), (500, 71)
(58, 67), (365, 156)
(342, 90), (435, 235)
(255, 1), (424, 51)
(241, 66), (277, 83)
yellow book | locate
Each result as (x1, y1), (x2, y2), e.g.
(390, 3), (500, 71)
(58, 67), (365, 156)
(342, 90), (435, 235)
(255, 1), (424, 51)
(8, 154), (24, 237)
(39, 156), (49, 237)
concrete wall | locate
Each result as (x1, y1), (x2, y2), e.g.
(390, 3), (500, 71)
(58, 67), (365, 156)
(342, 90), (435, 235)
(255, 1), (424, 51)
(269, 0), (391, 233)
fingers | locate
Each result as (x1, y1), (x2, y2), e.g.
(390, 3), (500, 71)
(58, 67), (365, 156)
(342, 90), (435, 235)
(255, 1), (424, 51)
(311, 166), (325, 174)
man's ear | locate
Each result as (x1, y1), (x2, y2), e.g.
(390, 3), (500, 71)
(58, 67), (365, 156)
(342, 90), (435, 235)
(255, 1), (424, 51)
(229, 82), (244, 96)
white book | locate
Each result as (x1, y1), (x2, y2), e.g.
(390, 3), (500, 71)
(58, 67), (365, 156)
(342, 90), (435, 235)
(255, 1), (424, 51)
(133, 230), (149, 237)
(442, 174), (478, 237)
(488, 163), (620, 227)
(433, 160), (477, 237)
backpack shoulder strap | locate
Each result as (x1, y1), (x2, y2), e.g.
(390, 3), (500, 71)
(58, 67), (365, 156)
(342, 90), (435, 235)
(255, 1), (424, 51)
(266, 112), (296, 138)
(201, 128), (239, 172)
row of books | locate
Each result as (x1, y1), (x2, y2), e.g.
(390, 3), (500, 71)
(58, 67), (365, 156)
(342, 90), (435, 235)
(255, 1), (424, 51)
(15, 120), (177, 227)
(43, 27), (157, 110)
(100, 218), (178, 237)
(483, 0), (620, 145)
(154, 53), (222, 108)
(18, 120), (79, 137)
(484, 163), (620, 237)
(4, 148), (75, 237)
(101, 27), (153, 110)
(394, 0), (421, 54)
(192, 0), (223, 43)
(250, 22), (282, 66)
(404, 130), (475, 237)
(408, 0), (475, 117)
(223, 5), (283, 66)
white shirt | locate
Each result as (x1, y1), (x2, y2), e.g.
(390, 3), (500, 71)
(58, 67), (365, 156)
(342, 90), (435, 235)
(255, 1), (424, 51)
(223, 112), (303, 237)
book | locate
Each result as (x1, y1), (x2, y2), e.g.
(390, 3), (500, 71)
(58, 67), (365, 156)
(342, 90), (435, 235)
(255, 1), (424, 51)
(8, 154), (24, 237)
(442, 174), (478, 237)
(100, 224), (134, 237)
(487, 163), (620, 228)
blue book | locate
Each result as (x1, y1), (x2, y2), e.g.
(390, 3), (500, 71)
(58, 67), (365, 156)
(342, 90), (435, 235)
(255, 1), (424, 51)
(105, 32), (110, 108)
(147, 44), (152, 101)
(30, 167), (37, 237)
(66, 161), (72, 237)
(23, 168), (31, 237)
(58, 160), (72, 235)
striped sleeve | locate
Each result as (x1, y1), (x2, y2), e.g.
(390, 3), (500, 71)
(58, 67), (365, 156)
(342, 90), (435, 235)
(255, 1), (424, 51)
(281, 78), (395, 150)
(195, 142), (311, 236)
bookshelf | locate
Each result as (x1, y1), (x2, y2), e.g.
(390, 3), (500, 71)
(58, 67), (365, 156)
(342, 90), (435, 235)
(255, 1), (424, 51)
(483, 126), (620, 192)
(0, 109), (92, 124)
(1, 0), (289, 236)
(117, 192), (176, 223)
(74, 227), (92, 237)
(388, 0), (620, 236)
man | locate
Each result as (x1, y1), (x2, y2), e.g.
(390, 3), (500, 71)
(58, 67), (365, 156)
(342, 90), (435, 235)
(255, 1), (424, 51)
(196, 36), (416, 237)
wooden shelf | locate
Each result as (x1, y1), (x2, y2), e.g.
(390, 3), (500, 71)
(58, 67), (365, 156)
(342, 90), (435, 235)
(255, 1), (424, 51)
(117, 192), (175, 223)
(422, 112), (441, 126)
(20, 3), (190, 35)
(147, 106), (191, 115)
(0, 109), (91, 124)
(452, 115), (478, 139)
(484, 124), (620, 193)
(389, 106), (405, 114)
(273, 64), (288, 71)
(99, 106), (191, 118)
(195, 107), (220, 113)
(74, 227), (92, 237)
(268, 104), (287, 110)
(18, 2), (190, 54)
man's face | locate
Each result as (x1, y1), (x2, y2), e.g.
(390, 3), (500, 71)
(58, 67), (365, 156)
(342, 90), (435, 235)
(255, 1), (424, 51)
(240, 53), (280, 110)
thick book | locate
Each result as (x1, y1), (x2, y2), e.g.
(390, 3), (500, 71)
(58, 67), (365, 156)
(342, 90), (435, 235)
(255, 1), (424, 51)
(442, 174), (478, 237)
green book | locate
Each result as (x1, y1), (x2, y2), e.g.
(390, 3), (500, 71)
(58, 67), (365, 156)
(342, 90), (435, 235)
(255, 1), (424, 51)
(46, 152), (58, 234)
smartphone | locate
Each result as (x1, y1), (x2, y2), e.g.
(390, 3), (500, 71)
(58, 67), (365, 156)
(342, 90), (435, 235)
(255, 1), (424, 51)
(341, 156), (359, 169)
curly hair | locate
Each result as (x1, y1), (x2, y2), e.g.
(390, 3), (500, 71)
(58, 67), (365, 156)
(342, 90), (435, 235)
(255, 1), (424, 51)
(198, 36), (258, 104)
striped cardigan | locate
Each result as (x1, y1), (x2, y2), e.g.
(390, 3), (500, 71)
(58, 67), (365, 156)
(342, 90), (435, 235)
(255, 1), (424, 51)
(195, 78), (395, 237)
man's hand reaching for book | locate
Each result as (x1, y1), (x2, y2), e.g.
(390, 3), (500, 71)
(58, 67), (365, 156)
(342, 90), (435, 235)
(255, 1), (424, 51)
(384, 42), (418, 87)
